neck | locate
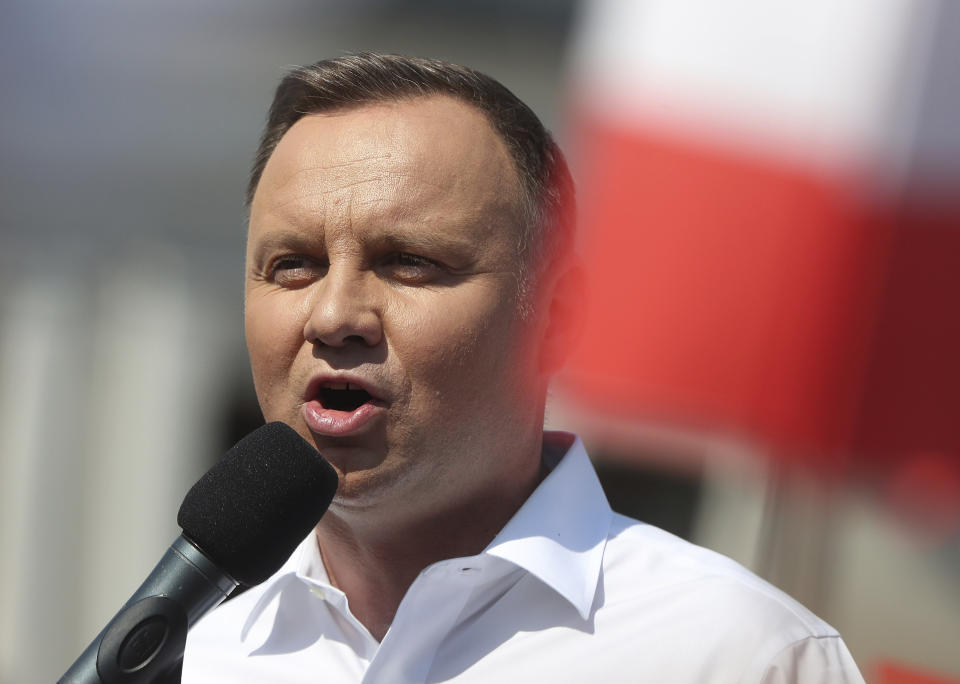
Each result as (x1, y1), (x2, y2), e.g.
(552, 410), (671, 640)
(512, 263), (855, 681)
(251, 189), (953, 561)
(314, 430), (546, 642)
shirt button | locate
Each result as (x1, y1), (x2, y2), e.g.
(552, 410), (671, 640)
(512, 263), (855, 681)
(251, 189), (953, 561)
(309, 585), (327, 600)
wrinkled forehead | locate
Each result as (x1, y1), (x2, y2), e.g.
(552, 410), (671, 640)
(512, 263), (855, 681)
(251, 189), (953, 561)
(250, 96), (525, 232)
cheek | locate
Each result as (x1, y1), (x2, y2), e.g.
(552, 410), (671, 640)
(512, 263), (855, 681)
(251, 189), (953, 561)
(389, 287), (531, 393)
(244, 293), (307, 405)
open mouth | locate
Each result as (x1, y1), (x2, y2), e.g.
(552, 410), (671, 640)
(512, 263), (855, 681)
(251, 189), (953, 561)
(302, 378), (384, 436)
(318, 383), (373, 412)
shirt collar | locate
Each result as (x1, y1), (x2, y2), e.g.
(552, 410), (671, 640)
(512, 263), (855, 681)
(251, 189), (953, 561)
(241, 431), (611, 635)
(485, 432), (612, 620)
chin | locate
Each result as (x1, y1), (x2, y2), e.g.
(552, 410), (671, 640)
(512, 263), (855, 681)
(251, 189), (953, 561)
(326, 471), (405, 513)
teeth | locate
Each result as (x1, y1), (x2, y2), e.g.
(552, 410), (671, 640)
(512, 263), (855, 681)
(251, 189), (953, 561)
(321, 381), (365, 391)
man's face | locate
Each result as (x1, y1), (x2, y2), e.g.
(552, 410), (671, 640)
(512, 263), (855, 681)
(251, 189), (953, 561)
(245, 96), (549, 514)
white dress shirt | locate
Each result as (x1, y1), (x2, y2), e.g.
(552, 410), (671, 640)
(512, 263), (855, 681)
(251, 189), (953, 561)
(183, 433), (864, 683)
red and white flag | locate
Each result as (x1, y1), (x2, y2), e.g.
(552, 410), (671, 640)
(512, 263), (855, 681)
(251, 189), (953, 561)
(563, 0), (960, 500)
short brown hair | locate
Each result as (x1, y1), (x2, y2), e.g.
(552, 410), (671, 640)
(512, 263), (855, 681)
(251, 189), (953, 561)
(248, 53), (575, 307)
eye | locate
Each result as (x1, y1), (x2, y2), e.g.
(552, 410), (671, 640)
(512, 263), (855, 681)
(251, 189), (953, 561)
(382, 252), (444, 284)
(268, 255), (327, 288)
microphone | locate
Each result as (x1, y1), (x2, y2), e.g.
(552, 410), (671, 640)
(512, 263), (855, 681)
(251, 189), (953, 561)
(59, 422), (339, 684)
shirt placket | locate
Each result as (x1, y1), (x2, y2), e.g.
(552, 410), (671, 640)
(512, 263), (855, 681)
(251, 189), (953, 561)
(362, 560), (486, 684)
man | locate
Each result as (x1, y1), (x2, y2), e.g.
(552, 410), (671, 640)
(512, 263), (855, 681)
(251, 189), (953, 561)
(183, 53), (864, 682)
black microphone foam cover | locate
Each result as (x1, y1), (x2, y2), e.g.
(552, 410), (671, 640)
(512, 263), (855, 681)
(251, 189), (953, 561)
(177, 422), (338, 586)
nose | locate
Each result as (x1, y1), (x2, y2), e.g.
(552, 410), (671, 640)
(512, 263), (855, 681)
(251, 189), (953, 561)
(303, 265), (383, 348)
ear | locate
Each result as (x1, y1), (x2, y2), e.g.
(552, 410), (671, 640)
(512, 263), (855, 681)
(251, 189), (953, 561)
(538, 259), (586, 376)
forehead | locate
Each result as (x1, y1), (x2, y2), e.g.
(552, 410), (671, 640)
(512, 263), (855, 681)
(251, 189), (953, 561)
(249, 96), (524, 242)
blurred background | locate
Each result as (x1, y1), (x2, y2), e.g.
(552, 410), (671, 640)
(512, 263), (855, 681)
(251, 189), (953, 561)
(1, 0), (957, 682)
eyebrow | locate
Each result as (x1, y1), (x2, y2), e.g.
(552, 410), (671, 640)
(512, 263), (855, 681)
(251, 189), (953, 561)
(248, 231), (324, 265)
(248, 225), (479, 263)
(365, 228), (476, 259)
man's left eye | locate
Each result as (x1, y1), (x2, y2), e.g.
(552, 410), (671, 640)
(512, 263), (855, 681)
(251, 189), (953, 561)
(383, 253), (443, 283)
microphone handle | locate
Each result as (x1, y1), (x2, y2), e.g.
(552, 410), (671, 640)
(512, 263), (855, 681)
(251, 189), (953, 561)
(59, 536), (238, 684)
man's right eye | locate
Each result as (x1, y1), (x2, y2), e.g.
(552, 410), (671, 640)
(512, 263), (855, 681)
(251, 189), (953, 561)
(268, 256), (327, 287)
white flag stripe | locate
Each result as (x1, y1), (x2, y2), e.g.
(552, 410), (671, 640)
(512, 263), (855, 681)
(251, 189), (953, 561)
(571, 0), (930, 174)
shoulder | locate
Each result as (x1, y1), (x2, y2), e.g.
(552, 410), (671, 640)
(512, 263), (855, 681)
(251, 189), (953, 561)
(593, 514), (864, 682)
(603, 513), (832, 630)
